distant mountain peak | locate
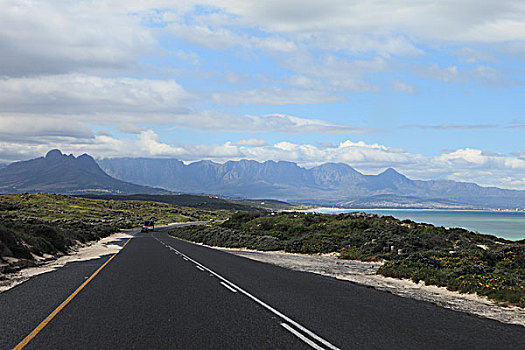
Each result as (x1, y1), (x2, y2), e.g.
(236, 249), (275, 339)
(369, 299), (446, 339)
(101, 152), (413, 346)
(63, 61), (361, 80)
(96, 156), (525, 209)
(316, 162), (358, 171)
(45, 149), (63, 159)
(192, 160), (218, 165)
(77, 153), (95, 161)
(382, 167), (398, 174)
(379, 168), (405, 177)
(0, 150), (167, 195)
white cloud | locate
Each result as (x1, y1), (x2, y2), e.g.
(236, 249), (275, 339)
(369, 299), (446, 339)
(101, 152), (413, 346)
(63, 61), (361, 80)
(286, 75), (319, 89)
(211, 87), (345, 105)
(435, 148), (525, 169)
(452, 48), (497, 63)
(416, 63), (511, 87)
(101, 133), (421, 169)
(175, 50), (201, 65)
(403, 124), (498, 131)
(232, 139), (268, 147)
(0, 74), (371, 134)
(167, 23), (243, 50)
(424, 64), (460, 82)
(0, 115), (94, 141)
(299, 33), (424, 57)
(4, 133), (525, 189)
(167, 22), (297, 53)
(2, 0), (525, 190)
(168, 112), (374, 134)
(455, 18), (525, 42)
(203, 0), (525, 43)
(429, 148), (525, 188)
(280, 54), (387, 92)
(0, 74), (192, 116)
(166, 1), (524, 90)
(0, 0), (156, 76)
(392, 80), (418, 94)
(116, 123), (146, 134)
(137, 129), (185, 156)
(2, 132), (420, 169)
(4, 1), (524, 89)
(469, 65), (506, 87)
(96, 130), (113, 137)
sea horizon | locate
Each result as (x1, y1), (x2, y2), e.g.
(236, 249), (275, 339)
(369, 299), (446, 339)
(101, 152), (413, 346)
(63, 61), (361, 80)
(304, 208), (525, 241)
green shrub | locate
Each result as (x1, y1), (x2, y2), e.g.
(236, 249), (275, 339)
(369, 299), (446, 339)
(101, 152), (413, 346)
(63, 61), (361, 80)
(168, 210), (525, 307)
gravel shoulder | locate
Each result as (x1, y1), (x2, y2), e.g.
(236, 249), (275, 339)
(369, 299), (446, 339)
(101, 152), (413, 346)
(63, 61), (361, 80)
(215, 246), (525, 327)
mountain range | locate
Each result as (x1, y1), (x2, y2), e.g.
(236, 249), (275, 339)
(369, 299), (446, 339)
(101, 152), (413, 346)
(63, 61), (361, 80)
(2, 151), (525, 209)
(98, 157), (525, 209)
(0, 150), (167, 195)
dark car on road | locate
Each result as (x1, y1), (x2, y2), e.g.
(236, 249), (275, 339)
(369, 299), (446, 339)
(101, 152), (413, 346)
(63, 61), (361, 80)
(141, 220), (155, 232)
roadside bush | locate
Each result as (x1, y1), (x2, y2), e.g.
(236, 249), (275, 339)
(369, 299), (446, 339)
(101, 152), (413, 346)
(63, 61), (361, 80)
(0, 217), (119, 262)
(170, 225), (285, 251)
(169, 210), (525, 307)
(300, 233), (342, 254)
(284, 237), (304, 253)
(0, 225), (32, 259)
(378, 249), (525, 307)
(31, 224), (67, 253)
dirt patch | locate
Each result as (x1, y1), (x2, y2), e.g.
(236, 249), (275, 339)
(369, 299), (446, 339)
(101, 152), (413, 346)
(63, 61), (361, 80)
(216, 247), (525, 327)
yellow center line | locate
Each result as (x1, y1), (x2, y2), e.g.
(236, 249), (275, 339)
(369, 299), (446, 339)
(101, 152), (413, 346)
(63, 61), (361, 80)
(13, 237), (133, 350)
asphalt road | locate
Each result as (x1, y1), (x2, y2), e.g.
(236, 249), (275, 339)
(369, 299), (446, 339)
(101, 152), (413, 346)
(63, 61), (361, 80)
(1, 224), (524, 349)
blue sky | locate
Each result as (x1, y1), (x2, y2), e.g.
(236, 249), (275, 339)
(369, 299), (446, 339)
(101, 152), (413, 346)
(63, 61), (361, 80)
(1, 1), (525, 189)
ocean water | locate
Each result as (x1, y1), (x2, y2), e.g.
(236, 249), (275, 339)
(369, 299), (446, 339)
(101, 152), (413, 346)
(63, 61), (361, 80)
(313, 209), (525, 241)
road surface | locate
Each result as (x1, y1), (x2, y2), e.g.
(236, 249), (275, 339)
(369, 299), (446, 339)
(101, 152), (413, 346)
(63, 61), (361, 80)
(1, 223), (524, 349)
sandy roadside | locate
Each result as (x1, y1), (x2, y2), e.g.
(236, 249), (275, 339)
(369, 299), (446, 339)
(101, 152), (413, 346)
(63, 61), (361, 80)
(3, 228), (524, 327)
(213, 246), (525, 327)
(0, 221), (202, 293)
(0, 230), (134, 293)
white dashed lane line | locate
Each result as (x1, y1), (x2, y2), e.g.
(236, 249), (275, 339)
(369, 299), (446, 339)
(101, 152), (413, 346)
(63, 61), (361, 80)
(152, 234), (340, 350)
(281, 323), (325, 350)
(220, 281), (238, 293)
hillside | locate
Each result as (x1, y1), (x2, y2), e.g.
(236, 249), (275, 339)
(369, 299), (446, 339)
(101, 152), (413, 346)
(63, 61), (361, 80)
(99, 157), (525, 209)
(79, 194), (293, 212)
(0, 150), (168, 195)
(0, 193), (227, 273)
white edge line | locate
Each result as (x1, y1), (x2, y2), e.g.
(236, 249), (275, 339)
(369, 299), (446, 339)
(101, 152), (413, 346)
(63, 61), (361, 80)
(220, 281), (238, 293)
(190, 257), (340, 350)
(281, 323), (325, 350)
(153, 235), (340, 350)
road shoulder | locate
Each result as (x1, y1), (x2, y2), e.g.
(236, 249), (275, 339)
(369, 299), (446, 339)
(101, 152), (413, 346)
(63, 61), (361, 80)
(213, 246), (525, 327)
(0, 231), (133, 293)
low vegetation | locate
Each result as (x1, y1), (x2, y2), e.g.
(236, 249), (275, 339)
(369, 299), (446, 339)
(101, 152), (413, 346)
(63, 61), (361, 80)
(170, 211), (525, 307)
(79, 194), (292, 212)
(0, 193), (227, 273)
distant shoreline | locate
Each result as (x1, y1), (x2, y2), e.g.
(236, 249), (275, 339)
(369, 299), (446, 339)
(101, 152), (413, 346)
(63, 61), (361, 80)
(296, 207), (525, 241)
(299, 207), (524, 213)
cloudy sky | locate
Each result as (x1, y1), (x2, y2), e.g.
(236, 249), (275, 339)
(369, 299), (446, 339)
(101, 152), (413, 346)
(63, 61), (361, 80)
(1, 0), (525, 189)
